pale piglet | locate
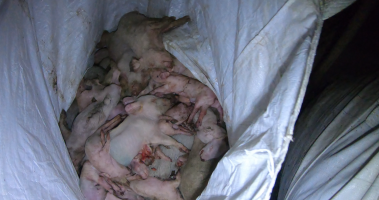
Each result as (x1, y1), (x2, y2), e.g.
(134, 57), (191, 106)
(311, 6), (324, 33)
(163, 103), (227, 161)
(107, 102), (127, 121)
(80, 161), (108, 200)
(109, 95), (188, 167)
(76, 79), (104, 112)
(76, 70), (120, 112)
(129, 172), (183, 200)
(179, 137), (218, 200)
(113, 11), (189, 70)
(193, 108), (228, 161)
(84, 66), (107, 83)
(117, 52), (151, 97)
(102, 61), (121, 86)
(66, 84), (121, 172)
(148, 69), (224, 127)
(85, 116), (144, 200)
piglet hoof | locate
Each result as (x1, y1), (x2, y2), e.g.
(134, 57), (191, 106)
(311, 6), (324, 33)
(199, 150), (205, 162)
(176, 160), (184, 167)
(169, 170), (177, 180)
(179, 146), (189, 153)
(195, 120), (202, 128)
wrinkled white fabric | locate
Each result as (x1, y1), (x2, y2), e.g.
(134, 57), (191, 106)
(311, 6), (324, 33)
(0, 0), (324, 199)
(279, 77), (379, 200)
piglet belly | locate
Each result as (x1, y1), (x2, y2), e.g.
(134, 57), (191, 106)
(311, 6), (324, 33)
(110, 130), (144, 166)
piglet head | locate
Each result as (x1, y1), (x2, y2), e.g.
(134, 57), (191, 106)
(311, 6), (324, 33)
(77, 79), (100, 94)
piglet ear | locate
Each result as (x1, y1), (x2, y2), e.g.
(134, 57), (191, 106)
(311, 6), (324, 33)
(124, 102), (141, 115)
(130, 58), (140, 72)
(122, 97), (136, 105)
(160, 71), (170, 79)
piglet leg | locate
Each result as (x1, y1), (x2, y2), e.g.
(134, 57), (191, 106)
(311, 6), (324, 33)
(100, 173), (125, 195)
(154, 146), (172, 162)
(97, 176), (116, 194)
(172, 124), (194, 136)
(101, 115), (123, 133)
(160, 120), (194, 136)
(177, 95), (191, 106)
(170, 171), (181, 188)
(130, 158), (149, 179)
(176, 154), (188, 167)
(162, 16), (190, 33)
(195, 107), (208, 127)
(152, 133), (189, 153)
(212, 99), (224, 122)
(187, 104), (201, 125)
(150, 84), (171, 95)
(127, 174), (142, 182)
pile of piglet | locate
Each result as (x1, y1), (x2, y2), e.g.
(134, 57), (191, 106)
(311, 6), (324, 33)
(59, 11), (228, 200)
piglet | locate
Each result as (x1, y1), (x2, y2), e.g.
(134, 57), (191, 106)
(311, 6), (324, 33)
(179, 137), (217, 200)
(165, 104), (228, 161)
(176, 154), (188, 168)
(107, 102), (127, 121)
(76, 79), (105, 112)
(80, 161), (109, 200)
(193, 108), (228, 161)
(118, 52), (151, 96)
(76, 72), (120, 112)
(148, 69), (224, 127)
(163, 103), (193, 125)
(199, 137), (229, 161)
(105, 193), (122, 200)
(85, 119), (144, 200)
(84, 66), (107, 83)
(85, 116), (132, 185)
(102, 61), (121, 86)
(110, 95), (189, 167)
(129, 172), (183, 200)
(67, 84), (121, 172)
(113, 11), (189, 70)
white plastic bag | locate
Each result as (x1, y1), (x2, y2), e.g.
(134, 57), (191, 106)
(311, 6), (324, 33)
(279, 76), (379, 200)
(0, 0), (324, 199)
